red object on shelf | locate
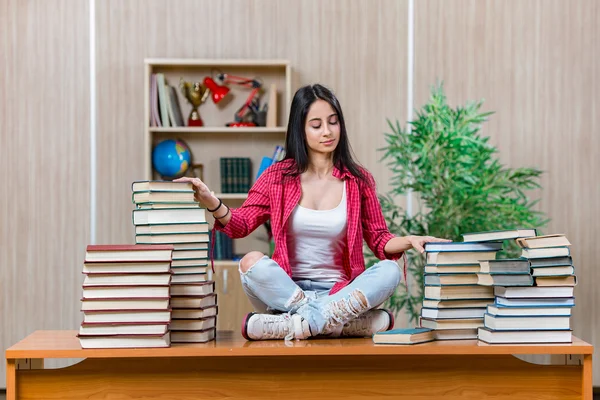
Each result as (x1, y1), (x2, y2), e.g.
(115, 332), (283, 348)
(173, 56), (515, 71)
(204, 77), (230, 104)
(188, 118), (203, 127)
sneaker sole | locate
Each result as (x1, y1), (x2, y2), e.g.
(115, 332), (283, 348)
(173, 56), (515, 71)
(241, 312), (256, 341)
(382, 309), (394, 331)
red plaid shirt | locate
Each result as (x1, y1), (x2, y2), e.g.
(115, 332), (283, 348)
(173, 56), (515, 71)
(214, 159), (403, 294)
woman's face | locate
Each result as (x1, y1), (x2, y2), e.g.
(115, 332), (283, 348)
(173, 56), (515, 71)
(304, 99), (340, 156)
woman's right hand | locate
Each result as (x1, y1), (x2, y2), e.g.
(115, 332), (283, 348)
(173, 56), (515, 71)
(172, 176), (217, 208)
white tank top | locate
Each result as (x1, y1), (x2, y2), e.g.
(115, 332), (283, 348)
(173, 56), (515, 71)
(286, 182), (347, 282)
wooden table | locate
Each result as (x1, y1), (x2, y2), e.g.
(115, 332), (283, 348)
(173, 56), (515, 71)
(5, 330), (593, 399)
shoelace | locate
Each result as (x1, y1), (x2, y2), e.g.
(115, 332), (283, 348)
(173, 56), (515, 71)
(343, 313), (374, 336)
(261, 314), (292, 339)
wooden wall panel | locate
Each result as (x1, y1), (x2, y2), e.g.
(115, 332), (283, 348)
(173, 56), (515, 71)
(415, 0), (600, 384)
(95, 0), (408, 245)
(95, 0), (410, 323)
(0, 0), (90, 387)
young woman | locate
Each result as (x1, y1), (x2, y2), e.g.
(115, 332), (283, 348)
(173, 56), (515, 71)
(175, 84), (449, 341)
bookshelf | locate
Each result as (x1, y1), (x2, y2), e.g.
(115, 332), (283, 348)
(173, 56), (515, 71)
(143, 58), (292, 187)
(144, 58), (292, 258)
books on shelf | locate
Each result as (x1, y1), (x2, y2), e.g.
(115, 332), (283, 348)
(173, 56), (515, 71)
(220, 157), (252, 193)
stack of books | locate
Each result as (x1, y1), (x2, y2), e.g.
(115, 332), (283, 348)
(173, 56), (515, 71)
(78, 245), (174, 349)
(420, 241), (501, 340)
(477, 233), (575, 344)
(219, 157), (252, 193)
(132, 180), (217, 343)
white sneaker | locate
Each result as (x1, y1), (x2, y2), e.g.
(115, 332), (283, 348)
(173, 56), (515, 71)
(242, 312), (312, 341)
(340, 309), (394, 337)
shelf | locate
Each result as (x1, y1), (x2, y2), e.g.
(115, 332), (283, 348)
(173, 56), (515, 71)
(215, 193), (248, 200)
(149, 127), (286, 134)
(145, 59), (290, 68)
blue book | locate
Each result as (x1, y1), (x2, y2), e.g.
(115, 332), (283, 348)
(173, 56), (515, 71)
(372, 328), (435, 345)
(255, 156), (273, 180)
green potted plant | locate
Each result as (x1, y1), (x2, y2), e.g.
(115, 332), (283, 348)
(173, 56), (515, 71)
(370, 83), (549, 323)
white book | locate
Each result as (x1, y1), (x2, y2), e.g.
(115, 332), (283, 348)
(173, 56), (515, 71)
(172, 306), (218, 319)
(83, 310), (171, 324)
(78, 332), (170, 349)
(83, 261), (171, 274)
(170, 316), (216, 331)
(82, 285), (170, 299)
(478, 327), (572, 344)
(133, 208), (207, 225)
(170, 294), (217, 309)
(462, 229), (537, 243)
(171, 273), (209, 283)
(494, 286), (574, 298)
(483, 314), (570, 330)
(170, 282), (215, 296)
(170, 328), (215, 343)
(79, 323), (168, 336)
(136, 223), (208, 235)
(81, 298), (169, 311)
(521, 247), (570, 259)
(487, 304), (572, 317)
(421, 307), (486, 319)
(83, 274), (172, 287)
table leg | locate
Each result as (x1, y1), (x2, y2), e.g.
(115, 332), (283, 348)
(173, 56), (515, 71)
(6, 359), (16, 400)
(582, 354), (592, 400)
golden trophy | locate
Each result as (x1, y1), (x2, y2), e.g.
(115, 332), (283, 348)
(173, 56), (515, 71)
(180, 78), (209, 126)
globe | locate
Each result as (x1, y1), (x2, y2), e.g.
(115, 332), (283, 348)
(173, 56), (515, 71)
(152, 139), (192, 178)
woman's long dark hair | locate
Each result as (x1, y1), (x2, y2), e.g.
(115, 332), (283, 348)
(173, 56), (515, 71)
(283, 84), (365, 181)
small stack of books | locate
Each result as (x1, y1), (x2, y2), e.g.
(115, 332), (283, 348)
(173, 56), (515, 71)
(78, 245), (173, 349)
(477, 234), (575, 344)
(420, 241), (500, 340)
(132, 180), (216, 343)
(219, 157), (252, 193)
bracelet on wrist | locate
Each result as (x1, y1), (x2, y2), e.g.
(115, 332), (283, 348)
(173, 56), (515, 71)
(213, 205), (230, 220)
(206, 198), (222, 212)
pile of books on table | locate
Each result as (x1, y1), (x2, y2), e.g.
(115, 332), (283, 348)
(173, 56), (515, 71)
(476, 233), (575, 344)
(78, 244), (174, 349)
(132, 180), (217, 343)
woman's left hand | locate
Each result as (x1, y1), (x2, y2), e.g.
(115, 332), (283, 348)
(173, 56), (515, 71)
(407, 235), (452, 254)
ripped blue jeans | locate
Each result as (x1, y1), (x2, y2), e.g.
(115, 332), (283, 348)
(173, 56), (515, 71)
(239, 256), (402, 336)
